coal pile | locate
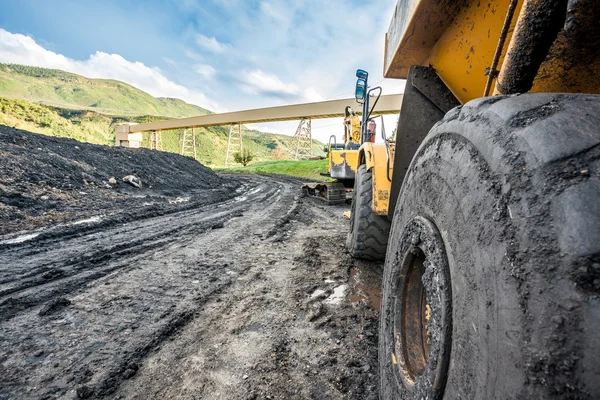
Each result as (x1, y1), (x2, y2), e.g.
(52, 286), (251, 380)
(0, 125), (225, 234)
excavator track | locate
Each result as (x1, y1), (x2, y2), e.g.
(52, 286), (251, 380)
(301, 182), (347, 205)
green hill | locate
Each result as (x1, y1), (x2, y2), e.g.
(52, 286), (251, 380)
(0, 64), (326, 167)
(0, 63), (210, 117)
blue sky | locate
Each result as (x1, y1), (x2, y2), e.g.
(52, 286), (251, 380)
(0, 0), (405, 141)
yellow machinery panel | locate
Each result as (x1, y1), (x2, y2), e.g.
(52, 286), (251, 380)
(358, 143), (393, 216)
(329, 149), (359, 180)
(385, 0), (600, 104)
(425, 0), (523, 103)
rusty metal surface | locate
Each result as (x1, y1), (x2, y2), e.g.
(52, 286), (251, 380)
(483, 0), (520, 96)
(528, 0), (600, 94)
(495, 0), (569, 94)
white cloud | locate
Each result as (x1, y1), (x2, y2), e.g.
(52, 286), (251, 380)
(0, 28), (221, 111)
(241, 69), (298, 98)
(302, 87), (324, 102)
(162, 57), (176, 66)
(184, 48), (202, 61)
(195, 34), (228, 54)
(260, 2), (288, 23)
(194, 64), (216, 79)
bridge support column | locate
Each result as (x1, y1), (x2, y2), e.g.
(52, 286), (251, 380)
(115, 123), (142, 148)
(225, 124), (243, 167)
(150, 130), (163, 151)
(290, 118), (312, 160)
(180, 128), (197, 159)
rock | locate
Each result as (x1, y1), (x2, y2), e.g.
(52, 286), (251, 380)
(108, 177), (117, 185)
(34, 350), (44, 357)
(82, 172), (96, 185)
(76, 385), (93, 399)
(123, 368), (136, 379)
(243, 374), (249, 380)
(40, 195), (49, 200)
(307, 303), (324, 321)
(212, 222), (225, 229)
(122, 175), (142, 188)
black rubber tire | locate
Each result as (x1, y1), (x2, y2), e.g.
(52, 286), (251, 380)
(346, 164), (390, 261)
(380, 94), (600, 399)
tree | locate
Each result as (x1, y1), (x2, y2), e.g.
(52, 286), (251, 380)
(234, 149), (254, 166)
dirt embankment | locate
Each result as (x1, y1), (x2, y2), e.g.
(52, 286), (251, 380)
(0, 125), (227, 235)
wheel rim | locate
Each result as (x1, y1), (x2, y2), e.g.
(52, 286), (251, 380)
(396, 249), (430, 381)
(391, 216), (452, 397)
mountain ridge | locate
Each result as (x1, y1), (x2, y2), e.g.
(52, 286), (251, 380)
(0, 63), (210, 118)
(0, 63), (325, 166)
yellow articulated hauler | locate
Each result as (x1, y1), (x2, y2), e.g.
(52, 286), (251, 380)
(352, 0), (600, 398)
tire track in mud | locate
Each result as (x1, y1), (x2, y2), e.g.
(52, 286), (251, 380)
(113, 199), (382, 400)
(0, 175), (305, 400)
(0, 178), (283, 321)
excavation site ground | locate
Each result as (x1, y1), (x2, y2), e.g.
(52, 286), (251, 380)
(0, 126), (383, 399)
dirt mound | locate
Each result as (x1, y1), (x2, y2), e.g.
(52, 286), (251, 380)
(0, 125), (224, 234)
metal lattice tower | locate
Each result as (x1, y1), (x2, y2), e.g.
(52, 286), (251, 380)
(150, 130), (163, 151)
(290, 118), (312, 160)
(225, 124), (243, 167)
(180, 128), (197, 160)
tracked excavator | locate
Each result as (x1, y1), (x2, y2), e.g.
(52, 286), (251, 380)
(301, 77), (385, 204)
(347, 0), (600, 398)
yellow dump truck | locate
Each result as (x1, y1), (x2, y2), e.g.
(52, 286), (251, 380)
(348, 0), (600, 398)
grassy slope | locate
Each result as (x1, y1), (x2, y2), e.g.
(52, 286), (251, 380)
(217, 159), (332, 181)
(0, 97), (325, 166)
(0, 64), (210, 118)
(0, 64), (325, 168)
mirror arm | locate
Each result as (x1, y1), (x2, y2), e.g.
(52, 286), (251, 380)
(366, 86), (382, 122)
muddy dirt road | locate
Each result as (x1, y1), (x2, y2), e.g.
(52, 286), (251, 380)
(0, 174), (383, 400)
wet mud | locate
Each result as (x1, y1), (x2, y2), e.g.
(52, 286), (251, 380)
(0, 126), (383, 399)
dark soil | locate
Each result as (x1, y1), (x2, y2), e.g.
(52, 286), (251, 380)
(0, 126), (382, 399)
(0, 125), (227, 235)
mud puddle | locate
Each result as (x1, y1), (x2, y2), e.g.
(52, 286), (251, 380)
(348, 266), (382, 311)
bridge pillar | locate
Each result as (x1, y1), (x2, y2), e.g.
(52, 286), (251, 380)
(115, 123), (142, 148)
(290, 118), (312, 160)
(150, 130), (163, 151)
(225, 124), (243, 167)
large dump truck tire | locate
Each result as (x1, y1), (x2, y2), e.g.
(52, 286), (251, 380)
(380, 94), (600, 399)
(346, 164), (390, 261)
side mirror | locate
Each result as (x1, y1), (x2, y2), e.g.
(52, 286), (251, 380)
(355, 69), (368, 103)
(355, 79), (366, 102)
(356, 69), (368, 80)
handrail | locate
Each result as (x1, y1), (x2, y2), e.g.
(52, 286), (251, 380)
(377, 115), (393, 182)
(328, 135), (337, 153)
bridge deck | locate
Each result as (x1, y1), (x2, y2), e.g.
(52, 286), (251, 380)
(123, 94), (403, 133)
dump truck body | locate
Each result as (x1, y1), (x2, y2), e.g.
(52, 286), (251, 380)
(347, 1), (600, 398)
